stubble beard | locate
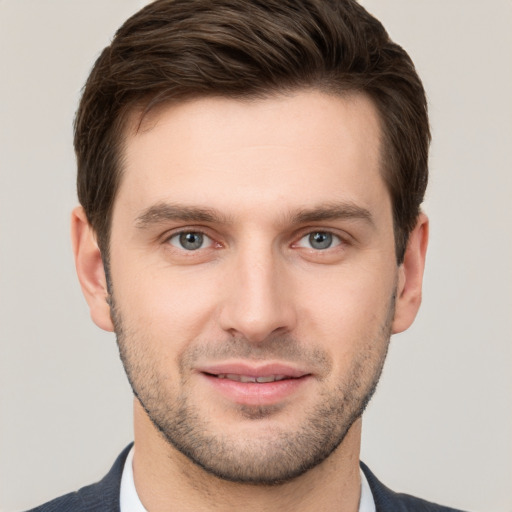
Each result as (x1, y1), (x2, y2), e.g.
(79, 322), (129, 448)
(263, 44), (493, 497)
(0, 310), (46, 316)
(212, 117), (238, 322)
(110, 293), (394, 486)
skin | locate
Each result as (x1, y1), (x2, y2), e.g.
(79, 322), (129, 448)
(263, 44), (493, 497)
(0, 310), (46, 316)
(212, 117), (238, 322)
(72, 90), (428, 512)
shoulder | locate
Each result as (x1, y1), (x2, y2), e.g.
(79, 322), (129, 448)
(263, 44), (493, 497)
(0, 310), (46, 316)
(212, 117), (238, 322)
(24, 444), (132, 512)
(360, 462), (470, 512)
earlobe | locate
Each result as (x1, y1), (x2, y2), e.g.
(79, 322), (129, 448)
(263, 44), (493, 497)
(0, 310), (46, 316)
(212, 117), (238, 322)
(392, 213), (429, 334)
(71, 206), (114, 332)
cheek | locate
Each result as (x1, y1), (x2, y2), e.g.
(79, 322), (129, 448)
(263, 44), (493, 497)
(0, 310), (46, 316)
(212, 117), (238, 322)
(112, 261), (221, 346)
(295, 261), (396, 352)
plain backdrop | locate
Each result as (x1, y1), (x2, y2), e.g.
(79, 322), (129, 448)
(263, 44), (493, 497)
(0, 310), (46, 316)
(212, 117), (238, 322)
(0, 1), (511, 511)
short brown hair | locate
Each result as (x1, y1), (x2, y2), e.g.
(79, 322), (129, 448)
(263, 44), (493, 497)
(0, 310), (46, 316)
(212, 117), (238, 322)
(75, 0), (429, 263)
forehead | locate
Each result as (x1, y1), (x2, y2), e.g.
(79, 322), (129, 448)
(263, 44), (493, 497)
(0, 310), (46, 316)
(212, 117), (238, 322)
(115, 90), (387, 222)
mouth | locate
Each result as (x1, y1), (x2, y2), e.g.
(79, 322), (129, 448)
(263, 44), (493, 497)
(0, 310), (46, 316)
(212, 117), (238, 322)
(199, 362), (310, 382)
(197, 363), (312, 406)
(208, 373), (291, 383)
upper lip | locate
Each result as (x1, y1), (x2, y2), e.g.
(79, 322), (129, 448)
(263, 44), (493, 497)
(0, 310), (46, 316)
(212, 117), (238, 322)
(197, 362), (310, 379)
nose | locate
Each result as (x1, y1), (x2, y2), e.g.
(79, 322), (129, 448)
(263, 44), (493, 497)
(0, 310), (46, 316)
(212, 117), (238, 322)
(218, 244), (297, 343)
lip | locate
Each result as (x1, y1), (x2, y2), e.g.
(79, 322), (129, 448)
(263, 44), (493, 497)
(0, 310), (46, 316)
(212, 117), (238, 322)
(196, 362), (312, 406)
(198, 362), (310, 379)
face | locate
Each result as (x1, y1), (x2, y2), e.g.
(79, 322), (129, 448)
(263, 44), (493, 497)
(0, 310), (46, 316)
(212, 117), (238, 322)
(97, 91), (408, 483)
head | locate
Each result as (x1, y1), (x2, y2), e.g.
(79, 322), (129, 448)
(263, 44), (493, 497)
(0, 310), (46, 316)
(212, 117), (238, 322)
(75, 0), (429, 266)
(72, 0), (429, 487)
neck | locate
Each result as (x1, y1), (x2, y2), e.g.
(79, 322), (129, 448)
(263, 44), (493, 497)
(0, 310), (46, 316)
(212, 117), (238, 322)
(132, 400), (362, 512)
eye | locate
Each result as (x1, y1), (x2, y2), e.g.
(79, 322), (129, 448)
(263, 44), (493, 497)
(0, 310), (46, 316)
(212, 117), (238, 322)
(168, 231), (213, 251)
(297, 231), (341, 250)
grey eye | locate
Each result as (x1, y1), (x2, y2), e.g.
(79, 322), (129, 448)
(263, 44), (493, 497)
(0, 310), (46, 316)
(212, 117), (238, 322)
(297, 231), (341, 250)
(169, 231), (211, 251)
(309, 232), (333, 249)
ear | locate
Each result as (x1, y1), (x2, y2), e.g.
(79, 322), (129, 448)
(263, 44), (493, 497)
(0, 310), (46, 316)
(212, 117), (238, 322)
(71, 206), (114, 332)
(392, 213), (429, 334)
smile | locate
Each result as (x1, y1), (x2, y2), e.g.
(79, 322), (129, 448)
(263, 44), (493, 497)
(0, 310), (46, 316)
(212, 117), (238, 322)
(198, 364), (311, 406)
(214, 374), (290, 383)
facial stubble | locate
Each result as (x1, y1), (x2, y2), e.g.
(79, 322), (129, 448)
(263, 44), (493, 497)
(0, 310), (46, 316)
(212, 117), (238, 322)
(110, 291), (394, 486)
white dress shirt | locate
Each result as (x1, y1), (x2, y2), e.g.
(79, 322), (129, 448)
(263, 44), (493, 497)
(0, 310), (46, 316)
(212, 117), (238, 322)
(120, 446), (375, 512)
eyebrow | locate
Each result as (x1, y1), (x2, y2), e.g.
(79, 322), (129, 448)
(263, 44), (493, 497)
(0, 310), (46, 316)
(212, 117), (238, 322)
(289, 202), (374, 226)
(134, 201), (374, 229)
(135, 203), (230, 228)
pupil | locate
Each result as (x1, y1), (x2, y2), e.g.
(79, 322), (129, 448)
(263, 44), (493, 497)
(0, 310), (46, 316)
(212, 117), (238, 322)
(180, 232), (203, 250)
(309, 232), (332, 250)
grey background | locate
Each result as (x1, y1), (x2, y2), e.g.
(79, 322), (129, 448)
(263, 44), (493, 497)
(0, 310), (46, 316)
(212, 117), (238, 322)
(1, 1), (511, 511)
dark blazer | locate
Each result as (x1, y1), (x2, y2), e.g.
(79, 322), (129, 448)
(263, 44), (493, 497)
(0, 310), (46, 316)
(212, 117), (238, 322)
(26, 444), (467, 512)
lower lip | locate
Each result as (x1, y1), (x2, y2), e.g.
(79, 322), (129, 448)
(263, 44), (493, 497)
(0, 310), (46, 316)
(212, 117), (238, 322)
(200, 373), (311, 406)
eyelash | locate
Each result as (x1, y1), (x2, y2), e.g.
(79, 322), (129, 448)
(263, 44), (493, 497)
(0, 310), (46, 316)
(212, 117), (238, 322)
(294, 231), (343, 251)
(166, 230), (216, 251)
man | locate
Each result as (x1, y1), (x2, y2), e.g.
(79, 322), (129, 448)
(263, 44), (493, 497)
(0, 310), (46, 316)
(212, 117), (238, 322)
(27, 1), (465, 511)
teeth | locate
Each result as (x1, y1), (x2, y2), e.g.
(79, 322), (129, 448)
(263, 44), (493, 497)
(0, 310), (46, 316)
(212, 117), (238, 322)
(239, 375), (257, 383)
(216, 374), (288, 383)
(256, 375), (276, 383)
(256, 375), (287, 383)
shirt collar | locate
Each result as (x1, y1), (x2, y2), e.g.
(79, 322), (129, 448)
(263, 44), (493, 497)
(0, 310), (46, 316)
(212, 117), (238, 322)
(120, 446), (147, 512)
